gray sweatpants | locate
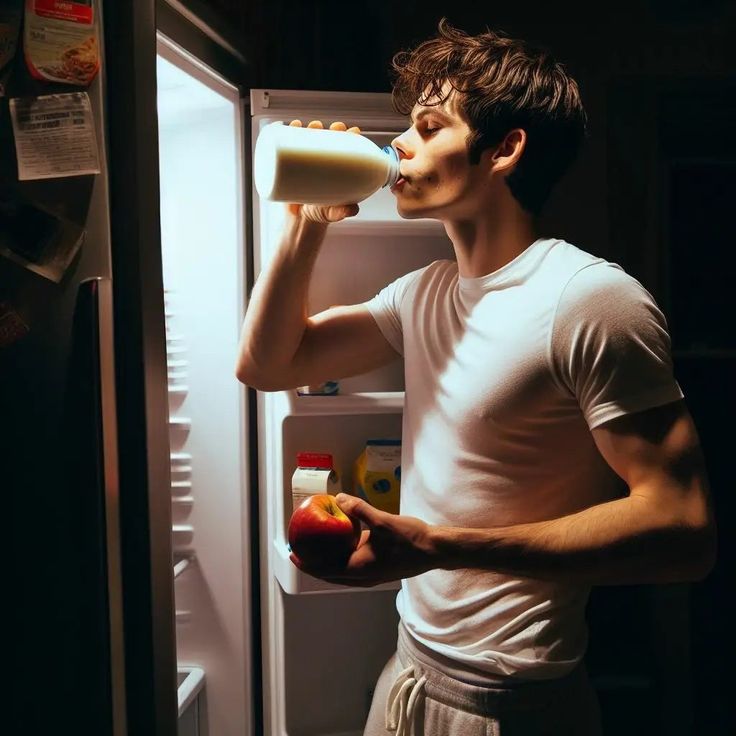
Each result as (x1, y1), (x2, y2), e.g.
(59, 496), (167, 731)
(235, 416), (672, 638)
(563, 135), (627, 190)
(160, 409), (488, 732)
(363, 624), (602, 736)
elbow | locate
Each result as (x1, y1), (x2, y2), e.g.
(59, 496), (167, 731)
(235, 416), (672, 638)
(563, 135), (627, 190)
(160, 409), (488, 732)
(235, 358), (291, 392)
(673, 516), (718, 583)
(689, 519), (718, 581)
(235, 356), (265, 390)
(235, 365), (253, 387)
(235, 355), (254, 387)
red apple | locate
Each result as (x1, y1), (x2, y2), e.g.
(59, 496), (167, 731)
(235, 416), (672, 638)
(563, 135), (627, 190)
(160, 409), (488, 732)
(288, 494), (360, 568)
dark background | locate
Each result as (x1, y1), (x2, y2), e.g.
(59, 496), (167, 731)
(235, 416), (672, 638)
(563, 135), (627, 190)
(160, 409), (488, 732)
(186, 1), (735, 734)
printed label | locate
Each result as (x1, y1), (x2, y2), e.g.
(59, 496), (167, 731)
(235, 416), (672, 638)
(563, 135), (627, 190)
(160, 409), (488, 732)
(24, 0), (99, 85)
(9, 92), (101, 180)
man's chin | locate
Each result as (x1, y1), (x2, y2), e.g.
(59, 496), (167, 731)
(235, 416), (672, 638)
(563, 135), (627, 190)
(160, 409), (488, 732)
(396, 203), (434, 220)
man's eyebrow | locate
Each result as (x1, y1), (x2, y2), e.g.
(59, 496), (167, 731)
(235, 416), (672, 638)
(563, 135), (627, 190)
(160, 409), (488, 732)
(410, 106), (452, 124)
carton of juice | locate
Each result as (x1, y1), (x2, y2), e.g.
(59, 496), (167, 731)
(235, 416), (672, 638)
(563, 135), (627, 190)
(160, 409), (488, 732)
(353, 440), (401, 514)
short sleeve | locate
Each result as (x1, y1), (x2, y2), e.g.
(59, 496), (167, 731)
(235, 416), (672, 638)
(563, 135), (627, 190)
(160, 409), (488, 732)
(550, 263), (684, 429)
(363, 266), (426, 356)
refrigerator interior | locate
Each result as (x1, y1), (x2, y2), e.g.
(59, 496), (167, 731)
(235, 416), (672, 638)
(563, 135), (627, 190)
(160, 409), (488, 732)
(251, 90), (455, 736)
(156, 36), (252, 736)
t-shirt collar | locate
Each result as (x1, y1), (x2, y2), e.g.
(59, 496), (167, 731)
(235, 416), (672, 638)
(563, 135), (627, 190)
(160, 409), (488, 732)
(457, 238), (555, 293)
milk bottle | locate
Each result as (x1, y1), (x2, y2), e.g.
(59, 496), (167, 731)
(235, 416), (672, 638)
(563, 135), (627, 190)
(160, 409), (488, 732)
(254, 121), (400, 205)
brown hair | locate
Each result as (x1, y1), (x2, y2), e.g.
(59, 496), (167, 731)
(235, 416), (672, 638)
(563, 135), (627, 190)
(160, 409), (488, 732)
(391, 19), (587, 216)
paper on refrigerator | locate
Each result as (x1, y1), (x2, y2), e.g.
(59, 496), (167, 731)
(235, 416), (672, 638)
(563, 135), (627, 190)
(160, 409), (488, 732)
(9, 91), (101, 180)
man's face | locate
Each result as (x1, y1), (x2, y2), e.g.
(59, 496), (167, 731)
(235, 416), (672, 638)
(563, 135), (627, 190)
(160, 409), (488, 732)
(390, 89), (490, 221)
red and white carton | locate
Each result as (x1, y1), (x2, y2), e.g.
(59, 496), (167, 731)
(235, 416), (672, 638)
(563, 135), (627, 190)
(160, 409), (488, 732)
(290, 452), (342, 513)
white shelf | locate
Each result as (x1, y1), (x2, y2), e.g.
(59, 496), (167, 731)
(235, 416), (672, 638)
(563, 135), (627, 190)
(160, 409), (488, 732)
(285, 390), (404, 417)
(173, 556), (194, 578)
(273, 539), (400, 595)
(177, 666), (205, 717)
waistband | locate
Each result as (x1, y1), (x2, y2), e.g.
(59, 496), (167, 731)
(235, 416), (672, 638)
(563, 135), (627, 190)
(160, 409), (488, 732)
(396, 623), (587, 715)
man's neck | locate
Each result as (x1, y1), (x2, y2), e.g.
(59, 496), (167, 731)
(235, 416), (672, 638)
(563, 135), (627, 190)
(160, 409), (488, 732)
(444, 206), (539, 279)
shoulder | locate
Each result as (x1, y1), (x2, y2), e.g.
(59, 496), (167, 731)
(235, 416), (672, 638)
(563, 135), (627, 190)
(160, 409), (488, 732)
(557, 261), (659, 323)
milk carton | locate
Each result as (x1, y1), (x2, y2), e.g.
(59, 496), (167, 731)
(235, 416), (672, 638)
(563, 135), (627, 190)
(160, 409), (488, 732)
(291, 452), (341, 512)
(353, 440), (401, 514)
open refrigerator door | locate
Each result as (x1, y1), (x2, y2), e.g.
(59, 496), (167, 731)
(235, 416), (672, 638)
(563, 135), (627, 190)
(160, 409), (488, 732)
(156, 35), (252, 736)
(250, 89), (455, 736)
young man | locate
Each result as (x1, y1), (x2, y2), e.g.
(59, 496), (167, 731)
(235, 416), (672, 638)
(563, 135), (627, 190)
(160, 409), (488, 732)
(237, 20), (716, 736)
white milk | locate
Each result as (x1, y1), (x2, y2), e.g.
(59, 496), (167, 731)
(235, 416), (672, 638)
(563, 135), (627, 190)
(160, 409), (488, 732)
(254, 121), (400, 205)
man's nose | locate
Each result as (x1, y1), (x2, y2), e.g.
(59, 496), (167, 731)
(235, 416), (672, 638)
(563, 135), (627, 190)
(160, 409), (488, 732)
(391, 131), (412, 160)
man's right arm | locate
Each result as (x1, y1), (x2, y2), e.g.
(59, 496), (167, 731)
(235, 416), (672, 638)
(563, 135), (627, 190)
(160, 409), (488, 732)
(235, 210), (399, 391)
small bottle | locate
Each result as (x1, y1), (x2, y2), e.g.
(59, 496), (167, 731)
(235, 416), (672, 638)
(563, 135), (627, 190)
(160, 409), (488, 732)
(291, 452), (341, 512)
(254, 121), (400, 206)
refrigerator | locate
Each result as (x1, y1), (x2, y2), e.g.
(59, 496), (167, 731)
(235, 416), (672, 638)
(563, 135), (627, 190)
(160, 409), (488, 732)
(249, 90), (454, 736)
(6, 2), (453, 735)
(7, 2), (252, 735)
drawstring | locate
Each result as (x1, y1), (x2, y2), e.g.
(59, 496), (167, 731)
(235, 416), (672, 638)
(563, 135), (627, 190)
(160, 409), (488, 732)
(385, 664), (427, 736)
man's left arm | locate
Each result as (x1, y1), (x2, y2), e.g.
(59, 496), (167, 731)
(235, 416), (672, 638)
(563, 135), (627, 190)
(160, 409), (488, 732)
(303, 399), (716, 587)
(432, 398), (716, 585)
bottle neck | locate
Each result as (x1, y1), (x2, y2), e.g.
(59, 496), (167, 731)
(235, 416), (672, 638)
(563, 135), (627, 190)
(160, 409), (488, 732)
(381, 145), (400, 189)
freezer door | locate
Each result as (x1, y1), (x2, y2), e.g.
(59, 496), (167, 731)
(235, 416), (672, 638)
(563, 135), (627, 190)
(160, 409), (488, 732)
(67, 278), (128, 736)
(103, 1), (178, 734)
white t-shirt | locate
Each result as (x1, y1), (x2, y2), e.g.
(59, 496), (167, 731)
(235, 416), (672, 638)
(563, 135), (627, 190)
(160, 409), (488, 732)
(364, 237), (683, 681)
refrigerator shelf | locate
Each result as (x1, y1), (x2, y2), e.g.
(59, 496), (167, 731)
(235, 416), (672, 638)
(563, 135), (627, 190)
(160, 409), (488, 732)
(272, 539), (401, 595)
(173, 556), (195, 578)
(177, 666), (205, 718)
(283, 390), (405, 417)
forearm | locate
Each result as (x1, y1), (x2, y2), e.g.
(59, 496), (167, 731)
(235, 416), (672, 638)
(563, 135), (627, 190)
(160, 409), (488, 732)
(432, 492), (715, 585)
(237, 214), (328, 387)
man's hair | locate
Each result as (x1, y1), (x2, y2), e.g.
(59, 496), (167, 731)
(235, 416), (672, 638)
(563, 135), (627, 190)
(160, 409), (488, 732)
(391, 19), (587, 216)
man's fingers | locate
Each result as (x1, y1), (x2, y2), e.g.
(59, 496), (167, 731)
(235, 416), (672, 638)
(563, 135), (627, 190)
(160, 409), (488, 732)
(290, 120), (359, 133)
(336, 493), (386, 526)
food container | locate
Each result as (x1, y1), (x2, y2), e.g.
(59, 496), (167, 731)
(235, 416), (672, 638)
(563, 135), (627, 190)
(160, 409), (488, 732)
(291, 452), (341, 512)
(353, 439), (401, 514)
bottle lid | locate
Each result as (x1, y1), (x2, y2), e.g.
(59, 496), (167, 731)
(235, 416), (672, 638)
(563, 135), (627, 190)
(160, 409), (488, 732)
(296, 452), (334, 469)
(382, 145), (400, 189)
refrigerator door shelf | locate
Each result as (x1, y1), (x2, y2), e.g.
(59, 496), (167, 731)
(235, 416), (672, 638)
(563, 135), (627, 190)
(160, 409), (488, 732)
(177, 666), (205, 718)
(273, 539), (401, 595)
(282, 390), (405, 417)
(173, 556), (195, 578)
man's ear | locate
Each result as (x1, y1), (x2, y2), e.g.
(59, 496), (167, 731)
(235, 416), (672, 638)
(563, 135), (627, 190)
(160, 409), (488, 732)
(490, 128), (526, 174)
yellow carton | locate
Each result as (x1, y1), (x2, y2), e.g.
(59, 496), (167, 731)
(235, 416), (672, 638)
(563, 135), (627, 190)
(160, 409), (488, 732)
(353, 440), (401, 514)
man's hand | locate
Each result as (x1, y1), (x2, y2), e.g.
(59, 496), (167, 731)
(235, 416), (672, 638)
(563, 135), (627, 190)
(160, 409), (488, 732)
(286, 120), (361, 224)
(289, 493), (438, 587)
